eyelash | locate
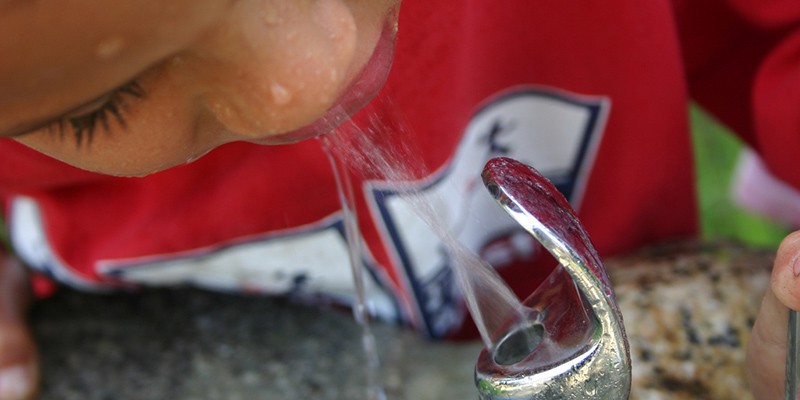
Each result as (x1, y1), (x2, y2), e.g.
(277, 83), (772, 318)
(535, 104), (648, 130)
(49, 81), (145, 146)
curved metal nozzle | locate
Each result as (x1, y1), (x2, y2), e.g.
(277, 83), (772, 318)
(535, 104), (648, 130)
(475, 157), (630, 399)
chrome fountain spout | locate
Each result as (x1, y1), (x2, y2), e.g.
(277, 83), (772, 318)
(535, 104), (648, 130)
(475, 157), (631, 399)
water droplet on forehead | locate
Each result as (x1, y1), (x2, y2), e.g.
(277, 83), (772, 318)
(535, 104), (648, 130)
(96, 36), (125, 59)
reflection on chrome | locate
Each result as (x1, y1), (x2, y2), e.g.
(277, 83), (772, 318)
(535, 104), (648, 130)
(476, 157), (630, 399)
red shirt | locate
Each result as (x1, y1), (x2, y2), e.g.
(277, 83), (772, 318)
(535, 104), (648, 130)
(1, 0), (797, 337)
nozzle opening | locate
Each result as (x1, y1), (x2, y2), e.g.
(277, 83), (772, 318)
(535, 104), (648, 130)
(493, 321), (544, 366)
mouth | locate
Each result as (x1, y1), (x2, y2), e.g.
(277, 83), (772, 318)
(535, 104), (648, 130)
(251, 12), (398, 145)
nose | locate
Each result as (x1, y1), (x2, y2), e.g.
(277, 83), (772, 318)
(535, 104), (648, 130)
(187, 0), (359, 138)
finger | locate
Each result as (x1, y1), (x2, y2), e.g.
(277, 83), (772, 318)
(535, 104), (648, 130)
(747, 287), (788, 400)
(770, 231), (800, 311)
(746, 231), (800, 400)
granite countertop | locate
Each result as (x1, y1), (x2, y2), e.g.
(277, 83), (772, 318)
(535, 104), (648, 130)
(608, 241), (772, 400)
(30, 240), (773, 399)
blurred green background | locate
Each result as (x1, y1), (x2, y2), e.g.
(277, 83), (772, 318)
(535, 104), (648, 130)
(691, 104), (790, 249)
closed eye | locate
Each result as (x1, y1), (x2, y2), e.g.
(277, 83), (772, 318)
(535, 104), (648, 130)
(47, 81), (145, 147)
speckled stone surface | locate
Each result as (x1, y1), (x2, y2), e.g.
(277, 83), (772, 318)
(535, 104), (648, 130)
(607, 241), (773, 400)
(29, 241), (774, 399)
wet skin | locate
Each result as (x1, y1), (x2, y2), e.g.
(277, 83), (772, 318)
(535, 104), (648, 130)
(0, 1), (399, 399)
(0, 0), (399, 176)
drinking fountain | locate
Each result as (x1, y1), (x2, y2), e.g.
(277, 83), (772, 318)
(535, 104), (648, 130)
(475, 157), (631, 399)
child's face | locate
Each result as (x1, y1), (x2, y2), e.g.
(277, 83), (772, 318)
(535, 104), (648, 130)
(0, 0), (400, 176)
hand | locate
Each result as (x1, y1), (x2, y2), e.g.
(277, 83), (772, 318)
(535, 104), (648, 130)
(747, 231), (800, 399)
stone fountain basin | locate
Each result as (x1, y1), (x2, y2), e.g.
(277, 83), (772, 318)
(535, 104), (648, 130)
(31, 241), (771, 400)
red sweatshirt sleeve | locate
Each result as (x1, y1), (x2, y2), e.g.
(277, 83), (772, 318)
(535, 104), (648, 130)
(674, 0), (800, 188)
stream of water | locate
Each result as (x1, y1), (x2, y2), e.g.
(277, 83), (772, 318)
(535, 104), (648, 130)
(321, 132), (387, 400)
(318, 104), (530, 397)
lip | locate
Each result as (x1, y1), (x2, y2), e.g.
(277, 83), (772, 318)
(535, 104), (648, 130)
(251, 12), (398, 145)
